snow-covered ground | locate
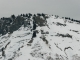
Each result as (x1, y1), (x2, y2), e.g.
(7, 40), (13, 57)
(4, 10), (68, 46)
(0, 15), (80, 60)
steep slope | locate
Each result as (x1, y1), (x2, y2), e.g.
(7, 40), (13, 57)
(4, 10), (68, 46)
(0, 15), (80, 60)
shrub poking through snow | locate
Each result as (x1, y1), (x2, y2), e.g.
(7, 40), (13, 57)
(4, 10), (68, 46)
(56, 33), (72, 38)
(33, 21), (36, 30)
(32, 31), (36, 38)
(56, 22), (66, 26)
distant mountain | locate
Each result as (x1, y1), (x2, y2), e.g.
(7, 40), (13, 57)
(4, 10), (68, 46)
(0, 13), (80, 60)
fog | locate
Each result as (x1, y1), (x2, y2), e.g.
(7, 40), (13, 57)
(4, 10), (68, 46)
(0, 0), (80, 20)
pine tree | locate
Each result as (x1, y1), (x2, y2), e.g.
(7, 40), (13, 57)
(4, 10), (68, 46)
(11, 14), (15, 19)
(26, 14), (28, 17)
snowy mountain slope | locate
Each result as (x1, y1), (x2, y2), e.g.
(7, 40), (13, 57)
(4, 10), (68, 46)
(0, 15), (80, 60)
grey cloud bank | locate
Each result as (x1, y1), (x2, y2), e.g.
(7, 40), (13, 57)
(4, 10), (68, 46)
(0, 0), (80, 20)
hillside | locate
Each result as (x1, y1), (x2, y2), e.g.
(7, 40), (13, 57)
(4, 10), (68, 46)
(0, 13), (80, 60)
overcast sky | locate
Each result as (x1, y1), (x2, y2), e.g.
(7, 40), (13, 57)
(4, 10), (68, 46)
(0, 0), (80, 20)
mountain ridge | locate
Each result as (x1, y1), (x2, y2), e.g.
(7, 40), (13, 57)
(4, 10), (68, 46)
(0, 13), (80, 60)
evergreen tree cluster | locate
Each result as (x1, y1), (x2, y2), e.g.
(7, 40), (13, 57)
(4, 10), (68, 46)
(32, 13), (48, 26)
(0, 13), (36, 35)
(0, 15), (25, 35)
(0, 13), (79, 36)
(64, 17), (80, 23)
